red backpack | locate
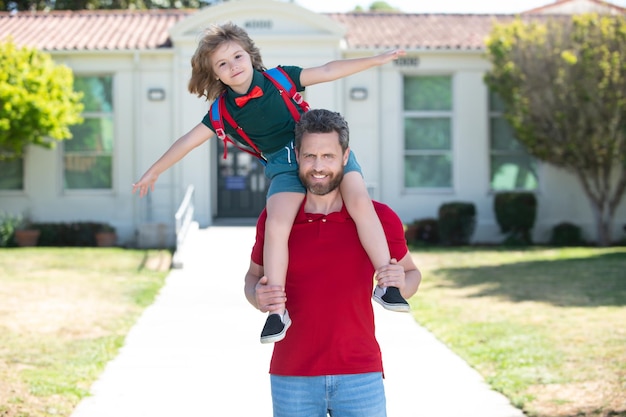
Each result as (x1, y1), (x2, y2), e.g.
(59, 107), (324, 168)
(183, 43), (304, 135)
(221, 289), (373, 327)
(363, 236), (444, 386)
(209, 67), (310, 164)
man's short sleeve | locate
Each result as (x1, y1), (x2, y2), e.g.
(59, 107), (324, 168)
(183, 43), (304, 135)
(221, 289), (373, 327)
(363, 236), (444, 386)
(250, 209), (268, 265)
(374, 202), (409, 261)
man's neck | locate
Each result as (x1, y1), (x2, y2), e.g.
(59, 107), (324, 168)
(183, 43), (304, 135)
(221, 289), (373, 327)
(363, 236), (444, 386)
(303, 189), (343, 215)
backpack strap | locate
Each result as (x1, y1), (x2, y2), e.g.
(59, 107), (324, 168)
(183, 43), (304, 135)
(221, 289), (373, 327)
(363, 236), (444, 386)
(209, 94), (227, 144)
(209, 93), (266, 163)
(208, 67), (309, 163)
(263, 67), (310, 121)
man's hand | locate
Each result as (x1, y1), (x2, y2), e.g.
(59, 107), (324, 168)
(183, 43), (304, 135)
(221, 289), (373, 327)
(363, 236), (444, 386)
(374, 258), (406, 291)
(255, 276), (287, 313)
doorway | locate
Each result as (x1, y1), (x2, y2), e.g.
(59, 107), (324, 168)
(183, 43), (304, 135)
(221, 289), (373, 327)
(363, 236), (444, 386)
(216, 142), (269, 218)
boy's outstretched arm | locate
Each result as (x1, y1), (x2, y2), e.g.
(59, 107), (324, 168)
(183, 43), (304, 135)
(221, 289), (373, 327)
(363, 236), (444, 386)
(132, 123), (214, 197)
(300, 49), (406, 87)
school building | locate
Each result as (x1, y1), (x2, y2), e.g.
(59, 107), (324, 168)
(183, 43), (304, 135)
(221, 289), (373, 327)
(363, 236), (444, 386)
(1, 0), (625, 247)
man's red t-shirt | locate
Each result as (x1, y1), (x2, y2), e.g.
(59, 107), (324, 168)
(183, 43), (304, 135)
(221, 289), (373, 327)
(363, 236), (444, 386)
(251, 199), (408, 376)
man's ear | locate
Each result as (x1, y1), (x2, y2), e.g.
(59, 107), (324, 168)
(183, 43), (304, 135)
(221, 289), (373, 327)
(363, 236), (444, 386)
(343, 147), (350, 166)
(295, 148), (300, 163)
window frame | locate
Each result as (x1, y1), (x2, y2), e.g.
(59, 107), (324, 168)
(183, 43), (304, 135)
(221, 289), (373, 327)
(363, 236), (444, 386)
(61, 74), (115, 194)
(0, 158), (25, 193)
(488, 92), (540, 192)
(402, 74), (454, 192)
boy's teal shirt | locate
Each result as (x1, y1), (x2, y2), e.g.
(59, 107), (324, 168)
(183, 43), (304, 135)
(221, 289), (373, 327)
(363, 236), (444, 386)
(202, 66), (305, 155)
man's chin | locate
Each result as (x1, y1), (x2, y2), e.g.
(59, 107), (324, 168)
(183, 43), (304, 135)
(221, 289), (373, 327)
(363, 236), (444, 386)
(301, 173), (343, 196)
(308, 185), (332, 195)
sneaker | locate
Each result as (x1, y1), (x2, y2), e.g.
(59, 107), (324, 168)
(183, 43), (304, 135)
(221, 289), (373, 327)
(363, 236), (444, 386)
(260, 310), (292, 344)
(373, 286), (410, 312)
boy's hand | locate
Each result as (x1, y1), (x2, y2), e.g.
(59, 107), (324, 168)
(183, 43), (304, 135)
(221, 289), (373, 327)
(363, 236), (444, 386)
(132, 171), (159, 197)
(378, 49), (406, 65)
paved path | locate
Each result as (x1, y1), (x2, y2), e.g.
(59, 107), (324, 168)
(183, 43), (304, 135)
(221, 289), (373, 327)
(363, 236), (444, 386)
(71, 224), (526, 417)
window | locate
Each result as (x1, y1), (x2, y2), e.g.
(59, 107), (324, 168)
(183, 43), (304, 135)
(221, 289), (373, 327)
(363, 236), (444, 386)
(489, 92), (538, 191)
(63, 76), (113, 190)
(0, 159), (23, 190)
(403, 75), (453, 189)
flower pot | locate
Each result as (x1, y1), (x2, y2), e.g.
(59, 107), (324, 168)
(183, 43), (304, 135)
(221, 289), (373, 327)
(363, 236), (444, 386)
(95, 232), (117, 247)
(15, 229), (40, 247)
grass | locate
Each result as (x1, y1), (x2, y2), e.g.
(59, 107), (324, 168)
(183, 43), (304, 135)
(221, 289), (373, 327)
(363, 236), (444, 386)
(1, 245), (624, 417)
(409, 246), (626, 417)
(0, 247), (171, 417)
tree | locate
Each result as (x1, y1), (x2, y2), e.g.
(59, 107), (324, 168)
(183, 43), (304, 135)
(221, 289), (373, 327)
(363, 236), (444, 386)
(484, 14), (626, 246)
(350, 1), (399, 13)
(368, 1), (398, 12)
(1, 0), (204, 11)
(0, 38), (84, 161)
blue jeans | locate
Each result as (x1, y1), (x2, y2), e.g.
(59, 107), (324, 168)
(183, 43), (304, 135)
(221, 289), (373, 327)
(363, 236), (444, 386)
(270, 372), (386, 417)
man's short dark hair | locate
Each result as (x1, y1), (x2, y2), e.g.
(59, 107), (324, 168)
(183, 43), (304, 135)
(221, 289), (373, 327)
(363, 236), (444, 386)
(294, 109), (349, 152)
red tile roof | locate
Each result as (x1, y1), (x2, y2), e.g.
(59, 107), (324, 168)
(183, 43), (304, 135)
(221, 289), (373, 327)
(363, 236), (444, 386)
(0, 8), (591, 52)
(523, 0), (626, 14)
(328, 13), (515, 50)
(0, 9), (189, 50)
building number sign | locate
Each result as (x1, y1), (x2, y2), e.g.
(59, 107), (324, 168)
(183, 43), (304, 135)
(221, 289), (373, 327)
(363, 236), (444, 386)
(244, 20), (273, 29)
(394, 57), (420, 68)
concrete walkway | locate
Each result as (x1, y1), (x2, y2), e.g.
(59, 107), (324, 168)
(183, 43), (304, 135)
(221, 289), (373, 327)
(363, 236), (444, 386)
(71, 224), (526, 417)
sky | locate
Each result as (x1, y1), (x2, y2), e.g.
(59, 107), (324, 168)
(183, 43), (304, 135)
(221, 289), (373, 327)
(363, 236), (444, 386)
(292, 0), (626, 14)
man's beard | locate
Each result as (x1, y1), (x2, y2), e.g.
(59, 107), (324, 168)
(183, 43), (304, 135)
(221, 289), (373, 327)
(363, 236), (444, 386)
(299, 169), (344, 196)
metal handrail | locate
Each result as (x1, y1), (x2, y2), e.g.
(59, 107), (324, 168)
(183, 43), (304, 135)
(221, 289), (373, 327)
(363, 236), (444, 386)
(172, 185), (195, 268)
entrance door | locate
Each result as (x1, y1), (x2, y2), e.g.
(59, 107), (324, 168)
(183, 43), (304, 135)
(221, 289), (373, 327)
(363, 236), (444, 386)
(217, 142), (269, 218)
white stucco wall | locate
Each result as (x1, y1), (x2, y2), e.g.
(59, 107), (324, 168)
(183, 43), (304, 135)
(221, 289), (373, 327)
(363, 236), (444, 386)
(2, 0), (625, 246)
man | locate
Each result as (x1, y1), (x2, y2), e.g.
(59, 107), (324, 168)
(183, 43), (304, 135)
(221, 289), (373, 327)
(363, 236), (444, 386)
(244, 109), (421, 417)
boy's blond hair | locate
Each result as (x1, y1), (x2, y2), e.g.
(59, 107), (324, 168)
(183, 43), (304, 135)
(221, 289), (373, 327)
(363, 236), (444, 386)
(188, 22), (266, 101)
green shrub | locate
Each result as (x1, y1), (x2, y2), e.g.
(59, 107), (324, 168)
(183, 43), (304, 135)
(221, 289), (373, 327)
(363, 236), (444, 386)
(34, 222), (103, 247)
(494, 192), (537, 245)
(405, 218), (439, 245)
(550, 222), (585, 246)
(0, 220), (113, 247)
(438, 202), (476, 246)
(0, 212), (21, 247)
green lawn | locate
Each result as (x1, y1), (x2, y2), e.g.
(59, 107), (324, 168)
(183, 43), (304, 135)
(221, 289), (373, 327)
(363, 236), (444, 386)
(0, 248), (170, 417)
(409, 246), (626, 417)
(0, 246), (624, 417)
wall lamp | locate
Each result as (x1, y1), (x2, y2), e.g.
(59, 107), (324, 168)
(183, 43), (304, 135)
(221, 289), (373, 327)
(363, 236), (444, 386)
(349, 87), (368, 101)
(147, 88), (166, 101)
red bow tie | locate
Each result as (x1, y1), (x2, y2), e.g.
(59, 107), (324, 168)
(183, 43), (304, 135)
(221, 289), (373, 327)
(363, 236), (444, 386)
(235, 86), (264, 107)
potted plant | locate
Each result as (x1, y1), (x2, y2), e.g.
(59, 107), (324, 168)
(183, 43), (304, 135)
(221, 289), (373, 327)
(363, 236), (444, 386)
(14, 213), (41, 247)
(95, 223), (117, 247)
